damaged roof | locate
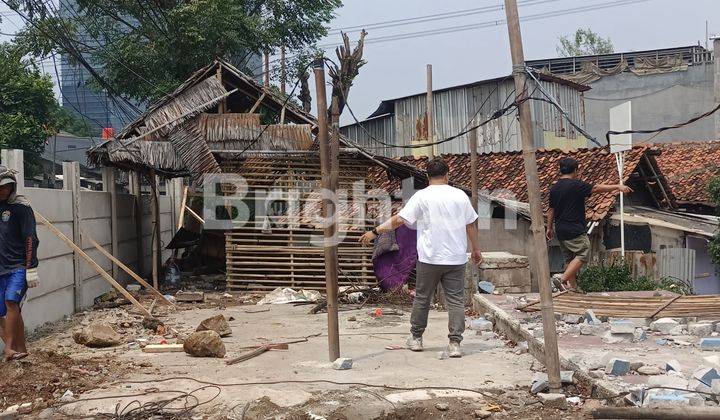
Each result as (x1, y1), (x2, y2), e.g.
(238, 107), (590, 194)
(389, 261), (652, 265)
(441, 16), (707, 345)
(654, 141), (720, 207)
(386, 145), (672, 222)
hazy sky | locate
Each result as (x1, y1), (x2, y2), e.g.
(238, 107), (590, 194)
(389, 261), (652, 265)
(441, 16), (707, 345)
(2, 0), (719, 125)
(313, 0), (720, 124)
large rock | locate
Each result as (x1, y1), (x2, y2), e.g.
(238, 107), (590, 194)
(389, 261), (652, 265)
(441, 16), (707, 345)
(183, 330), (226, 358)
(650, 318), (680, 334)
(196, 314), (232, 337)
(73, 323), (122, 348)
(688, 323), (714, 337)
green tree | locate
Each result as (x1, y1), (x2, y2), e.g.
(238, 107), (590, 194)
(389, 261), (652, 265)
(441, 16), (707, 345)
(11, 0), (342, 103)
(54, 107), (96, 137)
(709, 176), (720, 270)
(0, 42), (61, 175)
(557, 28), (614, 57)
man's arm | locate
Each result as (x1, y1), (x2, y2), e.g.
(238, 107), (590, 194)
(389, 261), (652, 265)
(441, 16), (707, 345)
(20, 206), (39, 287)
(466, 222), (484, 265)
(359, 214), (405, 246)
(546, 207), (554, 241)
(592, 184), (633, 194)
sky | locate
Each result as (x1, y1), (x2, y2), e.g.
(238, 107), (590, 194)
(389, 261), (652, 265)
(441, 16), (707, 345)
(2, 0), (720, 125)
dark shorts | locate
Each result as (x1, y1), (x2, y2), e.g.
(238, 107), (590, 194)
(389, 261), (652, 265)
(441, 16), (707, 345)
(558, 234), (591, 263)
(0, 268), (28, 316)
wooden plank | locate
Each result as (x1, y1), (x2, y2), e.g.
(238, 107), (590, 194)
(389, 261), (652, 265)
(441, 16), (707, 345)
(142, 344), (185, 353)
(248, 92), (266, 113)
(82, 231), (174, 306)
(186, 206), (205, 224)
(34, 210), (151, 317)
(177, 186), (188, 230)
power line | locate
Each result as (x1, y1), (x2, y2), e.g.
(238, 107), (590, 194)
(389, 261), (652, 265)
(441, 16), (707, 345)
(319, 0), (652, 48)
(326, 0), (562, 35)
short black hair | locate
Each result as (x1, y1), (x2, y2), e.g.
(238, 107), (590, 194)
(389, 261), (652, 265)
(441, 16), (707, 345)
(426, 158), (449, 179)
(559, 157), (579, 175)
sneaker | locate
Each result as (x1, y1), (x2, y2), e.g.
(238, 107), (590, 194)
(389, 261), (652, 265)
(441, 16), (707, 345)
(551, 274), (566, 291)
(447, 341), (462, 358)
(407, 336), (423, 352)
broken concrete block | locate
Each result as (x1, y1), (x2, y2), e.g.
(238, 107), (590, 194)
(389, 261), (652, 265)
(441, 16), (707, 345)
(609, 317), (650, 327)
(175, 291), (205, 302)
(538, 393), (567, 409)
(72, 323), (122, 348)
(644, 391), (691, 408)
(332, 357), (353, 370)
(689, 378), (712, 393)
(634, 328), (648, 342)
(605, 358), (630, 376)
(514, 341), (529, 354)
(478, 281), (495, 294)
(566, 396), (582, 405)
(602, 331), (633, 344)
(580, 324), (604, 336)
(610, 320), (636, 334)
(693, 367), (720, 386)
(650, 318), (680, 334)
(584, 309), (601, 325)
(563, 314), (583, 324)
(469, 318), (493, 331)
(648, 374), (689, 389)
(711, 379), (720, 394)
(666, 359), (682, 373)
(196, 314), (232, 337)
(531, 378), (548, 394)
(637, 365), (662, 375)
(473, 409), (492, 419)
(668, 325), (685, 335)
(656, 338), (668, 346)
(531, 328), (544, 339)
(700, 338), (720, 351)
(689, 323), (714, 337)
(183, 330), (226, 358)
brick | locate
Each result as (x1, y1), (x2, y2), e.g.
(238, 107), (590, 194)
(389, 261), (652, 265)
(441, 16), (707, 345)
(610, 320), (636, 334)
(605, 358), (630, 376)
(537, 393), (567, 409)
(700, 338), (720, 351)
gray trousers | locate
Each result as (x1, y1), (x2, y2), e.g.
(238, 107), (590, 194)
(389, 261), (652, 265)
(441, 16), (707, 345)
(410, 261), (466, 343)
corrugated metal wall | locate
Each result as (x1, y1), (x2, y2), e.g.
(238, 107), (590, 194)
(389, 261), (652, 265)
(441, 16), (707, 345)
(341, 78), (587, 157)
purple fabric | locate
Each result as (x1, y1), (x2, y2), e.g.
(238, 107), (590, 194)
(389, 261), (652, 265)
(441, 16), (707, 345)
(373, 224), (418, 291)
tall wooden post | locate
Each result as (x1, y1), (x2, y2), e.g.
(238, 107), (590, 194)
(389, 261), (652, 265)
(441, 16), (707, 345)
(314, 58), (340, 361)
(469, 117), (479, 213)
(149, 170), (160, 290)
(714, 37), (720, 139)
(280, 46), (287, 95)
(102, 167), (120, 280)
(129, 172), (145, 277)
(504, 0), (562, 393)
(426, 64), (435, 158)
(264, 51), (270, 88)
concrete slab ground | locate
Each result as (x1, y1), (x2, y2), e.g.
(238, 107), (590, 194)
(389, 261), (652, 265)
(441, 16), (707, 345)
(1, 299), (601, 419)
(474, 292), (720, 407)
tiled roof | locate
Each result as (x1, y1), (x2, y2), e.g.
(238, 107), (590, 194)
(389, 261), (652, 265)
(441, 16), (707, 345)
(654, 141), (720, 206)
(384, 146), (656, 222)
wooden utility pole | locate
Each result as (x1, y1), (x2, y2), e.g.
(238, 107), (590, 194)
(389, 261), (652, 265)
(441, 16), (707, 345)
(313, 58), (340, 361)
(714, 37), (720, 139)
(280, 46), (287, 95)
(426, 64), (435, 158)
(503, 0), (562, 393)
(149, 170), (160, 290)
(469, 117), (479, 213)
(264, 52), (270, 88)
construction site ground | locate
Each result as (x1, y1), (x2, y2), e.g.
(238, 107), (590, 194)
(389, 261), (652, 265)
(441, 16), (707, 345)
(474, 292), (720, 405)
(0, 293), (602, 419)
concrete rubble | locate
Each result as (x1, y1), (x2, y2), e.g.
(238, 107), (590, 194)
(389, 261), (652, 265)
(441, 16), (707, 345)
(183, 330), (226, 358)
(72, 323), (123, 348)
(195, 314), (232, 337)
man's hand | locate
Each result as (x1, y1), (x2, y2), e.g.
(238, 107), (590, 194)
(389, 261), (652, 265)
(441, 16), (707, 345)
(26, 268), (39, 288)
(618, 185), (633, 194)
(546, 228), (554, 241)
(471, 249), (484, 265)
(359, 231), (377, 246)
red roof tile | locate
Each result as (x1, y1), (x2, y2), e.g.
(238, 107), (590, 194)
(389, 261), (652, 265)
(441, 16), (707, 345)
(380, 146), (656, 222)
(654, 141), (720, 207)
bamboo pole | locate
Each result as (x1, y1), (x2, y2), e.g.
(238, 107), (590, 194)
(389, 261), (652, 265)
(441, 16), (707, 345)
(82, 231), (173, 306)
(34, 211), (151, 317)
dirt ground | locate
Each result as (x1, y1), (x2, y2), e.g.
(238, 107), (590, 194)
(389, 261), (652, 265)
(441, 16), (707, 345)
(1, 292), (601, 419)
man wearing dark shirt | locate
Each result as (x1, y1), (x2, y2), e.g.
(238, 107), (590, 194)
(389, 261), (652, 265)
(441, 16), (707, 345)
(546, 158), (632, 291)
(0, 166), (39, 361)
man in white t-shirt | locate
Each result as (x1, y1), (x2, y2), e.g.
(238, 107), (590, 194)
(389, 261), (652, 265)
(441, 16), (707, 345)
(360, 158), (483, 358)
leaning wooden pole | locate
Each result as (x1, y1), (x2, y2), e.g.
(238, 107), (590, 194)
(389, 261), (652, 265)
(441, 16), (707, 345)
(34, 211), (152, 317)
(314, 58), (340, 361)
(504, 0), (562, 393)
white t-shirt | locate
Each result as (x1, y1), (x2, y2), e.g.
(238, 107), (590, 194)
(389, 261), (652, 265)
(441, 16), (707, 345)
(398, 184), (478, 265)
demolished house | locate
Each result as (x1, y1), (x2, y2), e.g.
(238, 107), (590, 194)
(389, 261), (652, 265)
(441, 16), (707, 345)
(88, 59), (429, 292)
